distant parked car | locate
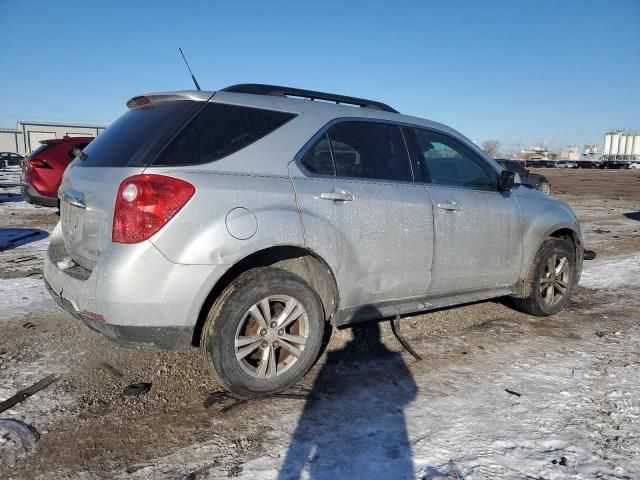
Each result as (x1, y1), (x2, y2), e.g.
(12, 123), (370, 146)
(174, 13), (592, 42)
(600, 160), (630, 170)
(629, 162), (640, 170)
(527, 159), (554, 168)
(576, 160), (600, 169)
(555, 161), (577, 169)
(0, 152), (24, 168)
(21, 136), (93, 206)
(495, 159), (551, 194)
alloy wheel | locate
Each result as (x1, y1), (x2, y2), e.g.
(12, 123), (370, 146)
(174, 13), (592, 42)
(234, 295), (309, 379)
(540, 254), (570, 305)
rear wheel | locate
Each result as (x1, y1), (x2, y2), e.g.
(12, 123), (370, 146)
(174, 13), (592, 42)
(511, 238), (576, 316)
(201, 267), (325, 399)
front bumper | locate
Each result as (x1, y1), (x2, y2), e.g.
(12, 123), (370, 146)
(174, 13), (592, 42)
(43, 225), (227, 350)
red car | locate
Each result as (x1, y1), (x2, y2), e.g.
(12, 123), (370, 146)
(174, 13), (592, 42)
(21, 136), (93, 206)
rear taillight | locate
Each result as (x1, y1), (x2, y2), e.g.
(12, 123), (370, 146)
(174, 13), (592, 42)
(29, 158), (52, 169)
(112, 174), (195, 244)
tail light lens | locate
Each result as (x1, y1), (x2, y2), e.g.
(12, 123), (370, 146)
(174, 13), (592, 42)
(29, 158), (52, 169)
(112, 174), (195, 244)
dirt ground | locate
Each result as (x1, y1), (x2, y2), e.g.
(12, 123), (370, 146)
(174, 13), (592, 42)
(1, 168), (639, 479)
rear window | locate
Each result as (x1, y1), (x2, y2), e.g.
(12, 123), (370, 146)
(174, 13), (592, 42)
(153, 103), (296, 166)
(29, 144), (49, 159)
(78, 102), (194, 167)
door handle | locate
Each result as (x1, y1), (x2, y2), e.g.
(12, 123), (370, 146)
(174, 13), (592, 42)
(436, 201), (460, 211)
(320, 190), (354, 202)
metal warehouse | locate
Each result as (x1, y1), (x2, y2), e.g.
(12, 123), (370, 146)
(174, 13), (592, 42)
(0, 120), (106, 155)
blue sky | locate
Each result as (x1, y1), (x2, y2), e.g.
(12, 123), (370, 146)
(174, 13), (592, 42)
(1, 0), (639, 152)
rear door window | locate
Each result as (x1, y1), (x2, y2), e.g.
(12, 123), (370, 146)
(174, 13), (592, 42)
(326, 121), (412, 182)
(154, 103), (296, 166)
(300, 133), (335, 175)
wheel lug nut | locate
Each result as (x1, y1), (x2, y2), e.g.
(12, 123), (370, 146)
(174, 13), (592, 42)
(278, 329), (284, 336)
(260, 329), (267, 336)
(261, 341), (268, 348)
(270, 321), (277, 328)
(273, 340), (279, 348)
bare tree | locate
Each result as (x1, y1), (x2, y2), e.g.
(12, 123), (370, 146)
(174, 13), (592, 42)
(481, 140), (501, 158)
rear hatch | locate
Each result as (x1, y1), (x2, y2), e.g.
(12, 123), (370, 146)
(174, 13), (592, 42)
(59, 98), (200, 270)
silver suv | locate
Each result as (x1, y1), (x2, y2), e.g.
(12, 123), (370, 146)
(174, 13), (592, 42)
(44, 84), (583, 398)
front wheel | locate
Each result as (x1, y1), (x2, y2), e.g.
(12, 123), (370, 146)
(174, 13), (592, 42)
(511, 238), (576, 316)
(201, 267), (325, 399)
(539, 182), (551, 195)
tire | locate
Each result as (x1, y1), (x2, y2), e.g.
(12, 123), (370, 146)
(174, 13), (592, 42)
(539, 182), (551, 195)
(511, 238), (576, 317)
(201, 267), (325, 399)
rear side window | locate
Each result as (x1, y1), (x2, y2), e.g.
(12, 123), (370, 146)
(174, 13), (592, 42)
(154, 103), (296, 166)
(325, 122), (412, 182)
(78, 102), (194, 167)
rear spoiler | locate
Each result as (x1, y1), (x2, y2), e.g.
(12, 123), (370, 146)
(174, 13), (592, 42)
(126, 91), (214, 109)
(39, 135), (94, 145)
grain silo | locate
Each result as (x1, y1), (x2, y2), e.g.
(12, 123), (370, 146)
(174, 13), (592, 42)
(602, 130), (640, 161)
(610, 132), (620, 155)
(625, 135), (634, 155)
(604, 133), (612, 155)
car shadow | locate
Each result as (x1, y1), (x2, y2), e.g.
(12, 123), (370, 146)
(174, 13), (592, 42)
(0, 228), (49, 251)
(623, 211), (640, 222)
(0, 192), (24, 203)
(278, 319), (418, 479)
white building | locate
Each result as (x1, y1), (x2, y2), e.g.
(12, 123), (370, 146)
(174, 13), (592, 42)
(0, 120), (106, 155)
(559, 146), (580, 161)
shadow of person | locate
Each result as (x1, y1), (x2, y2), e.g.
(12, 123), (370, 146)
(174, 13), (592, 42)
(278, 320), (418, 480)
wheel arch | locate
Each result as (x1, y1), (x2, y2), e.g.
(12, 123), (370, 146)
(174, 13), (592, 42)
(191, 245), (339, 347)
(516, 224), (583, 298)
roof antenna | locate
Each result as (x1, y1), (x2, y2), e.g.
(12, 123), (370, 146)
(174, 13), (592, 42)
(178, 48), (201, 91)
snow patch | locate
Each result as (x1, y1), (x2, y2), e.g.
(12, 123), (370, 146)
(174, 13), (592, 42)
(580, 254), (640, 290)
(0, 276), (56, 319)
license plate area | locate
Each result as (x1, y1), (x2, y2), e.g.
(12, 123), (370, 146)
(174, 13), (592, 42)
(60, 199), (85, 244)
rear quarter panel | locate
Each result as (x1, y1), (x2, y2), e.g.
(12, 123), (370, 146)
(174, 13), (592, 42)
(146, 169), (304, 265)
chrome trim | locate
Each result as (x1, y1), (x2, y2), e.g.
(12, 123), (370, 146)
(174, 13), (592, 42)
(59, 188), (86, 209)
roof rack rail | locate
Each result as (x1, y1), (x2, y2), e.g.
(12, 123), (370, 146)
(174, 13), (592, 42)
(221, 84), (399, 113)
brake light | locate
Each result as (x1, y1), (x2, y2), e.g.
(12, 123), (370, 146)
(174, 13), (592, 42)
(30, 158), (52, 169)
(126, 96), (152, 108)
(112, 174), (195, 244)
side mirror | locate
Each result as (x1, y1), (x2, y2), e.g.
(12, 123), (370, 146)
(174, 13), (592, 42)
(499, 170), (516, 191)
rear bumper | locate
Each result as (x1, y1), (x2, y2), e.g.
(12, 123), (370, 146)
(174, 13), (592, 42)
(43, 224), (228, 350)
(45, 279), (193, 349)
(21, 184), (58, 207)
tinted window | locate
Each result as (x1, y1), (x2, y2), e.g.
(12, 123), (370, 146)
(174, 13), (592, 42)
(301, 133), (334, 175)
(411, 129), (497, 190)
(155, 103), (296, 166)
(78, 102), (193, 167)
(28, 144), (49, 159)
(326, 122), (412, 182)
